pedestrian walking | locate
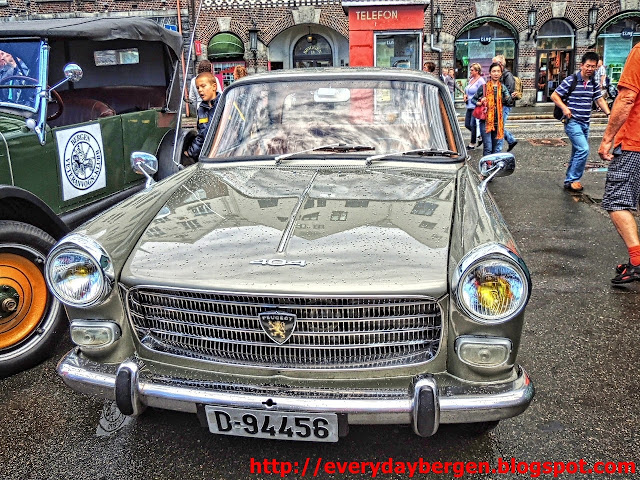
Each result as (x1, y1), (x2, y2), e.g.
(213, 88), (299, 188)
(463, 63), (486, 150)
(442, 68), (455, 102)
(551, 52), (611, 192)
(471, 62), (513, 155)
(598, 43), (640, 284)
(493, 55), (518, 151)
(595, 59), (608, 95)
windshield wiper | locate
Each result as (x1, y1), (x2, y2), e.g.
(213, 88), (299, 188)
(365, 148), (459, 166)
(275, 143), (376, 165)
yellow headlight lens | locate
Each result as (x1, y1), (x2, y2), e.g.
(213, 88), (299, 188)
(459, 259), (527, 322)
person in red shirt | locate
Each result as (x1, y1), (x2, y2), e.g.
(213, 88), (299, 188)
(599, 43), (640, 283)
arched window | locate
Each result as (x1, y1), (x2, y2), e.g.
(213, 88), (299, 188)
(455, 20), (517, 81)
(535, 20), (575, 103)
(596, 14), (640, 85)
(293, 34), (333, 68)
(536, 19), (574, 50)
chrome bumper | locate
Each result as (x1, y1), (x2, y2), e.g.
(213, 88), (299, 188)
(57, 349), (534, 437)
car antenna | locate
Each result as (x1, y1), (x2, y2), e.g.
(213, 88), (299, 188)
(171, 0), (205, 167)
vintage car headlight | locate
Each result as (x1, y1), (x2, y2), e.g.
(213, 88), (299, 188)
(453, 243), (530, 323)
(45, 234), (114, 307)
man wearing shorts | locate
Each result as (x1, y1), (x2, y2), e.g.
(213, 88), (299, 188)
(598, 43), (640, 284)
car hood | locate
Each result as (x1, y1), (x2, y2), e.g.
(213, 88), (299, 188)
(121, 165), (457, 296)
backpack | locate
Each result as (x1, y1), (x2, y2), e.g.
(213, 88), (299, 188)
(512, 75), (523, 100)
(553, 74), (578, 120)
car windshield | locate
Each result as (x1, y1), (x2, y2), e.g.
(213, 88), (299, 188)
(207, 78), (457, 159)
(0, 40), (42, 111)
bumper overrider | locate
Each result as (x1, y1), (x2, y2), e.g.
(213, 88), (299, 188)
(57, 349), (534, 438)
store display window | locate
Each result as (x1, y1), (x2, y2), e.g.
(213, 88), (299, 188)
(374, 32), (421, 69)
(454, 21), (516, 81)
(535, 19), (575, 102)
(596, 14), (640, 86)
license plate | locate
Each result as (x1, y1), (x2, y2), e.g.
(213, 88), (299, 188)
(205, 406), (339, 442)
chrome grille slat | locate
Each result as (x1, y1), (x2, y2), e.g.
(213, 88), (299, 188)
(127, 287), (442, 369)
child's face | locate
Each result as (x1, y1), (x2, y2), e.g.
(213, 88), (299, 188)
(197, 78), (217, 102)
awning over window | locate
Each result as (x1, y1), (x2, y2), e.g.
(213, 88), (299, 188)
(207, 33), (244, 60)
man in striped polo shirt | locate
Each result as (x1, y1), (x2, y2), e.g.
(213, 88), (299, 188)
(551, 52), (611, 192)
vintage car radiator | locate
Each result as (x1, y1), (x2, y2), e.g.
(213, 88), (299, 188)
(125, 287), (442, 369)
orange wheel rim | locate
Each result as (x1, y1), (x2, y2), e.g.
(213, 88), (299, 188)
(0, 253), (48, 349)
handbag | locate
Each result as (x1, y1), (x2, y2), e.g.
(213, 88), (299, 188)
(472, 84), (487, 120)
(472, 104), (487, 120)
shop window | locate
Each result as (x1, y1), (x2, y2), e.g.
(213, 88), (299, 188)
(374, 32), (421, 70)
(535, 19), (574, 102)
(454, 21), (516, 81)
(212, 61), (245, 88)
(293, 34), (333, 68)
(596, 15), (640, 86)
(536, 19), (574, 50)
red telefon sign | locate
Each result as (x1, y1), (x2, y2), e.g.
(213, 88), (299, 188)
(194, 40), (202, 56)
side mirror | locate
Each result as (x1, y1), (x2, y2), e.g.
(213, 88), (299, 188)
(63, 63), (83, 83)
(478, 153), (515, 192)
(49, 63), (84, 91)
(131, 151), (158, 188)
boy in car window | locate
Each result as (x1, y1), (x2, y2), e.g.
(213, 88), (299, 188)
(185, 72), (219, 161)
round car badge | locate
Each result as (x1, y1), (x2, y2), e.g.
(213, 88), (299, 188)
(63, 130), (104, 190)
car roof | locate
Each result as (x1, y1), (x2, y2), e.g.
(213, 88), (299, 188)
(233, 67), (445, 87)
(0, 17), (183, 57)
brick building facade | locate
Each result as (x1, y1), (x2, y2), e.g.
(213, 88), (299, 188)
(1, 0), (639, 105)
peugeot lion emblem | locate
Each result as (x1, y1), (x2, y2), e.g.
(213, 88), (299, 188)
(258, 311), (297, 344)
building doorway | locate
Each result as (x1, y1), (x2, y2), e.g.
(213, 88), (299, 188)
(293, 34), (333, 68)
(535, 19), (575, 102)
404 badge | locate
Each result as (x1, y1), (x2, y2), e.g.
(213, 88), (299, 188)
(55, 124), (106, 200)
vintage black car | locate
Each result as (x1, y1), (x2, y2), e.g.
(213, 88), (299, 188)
(0, 18), (188, 376)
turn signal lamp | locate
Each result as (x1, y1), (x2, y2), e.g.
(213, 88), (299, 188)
(455, 336), (512, 368)
(70, 320), (121, 349)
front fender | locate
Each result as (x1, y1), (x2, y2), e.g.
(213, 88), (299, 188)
(72, 164), (198, 277)
(0, 185), (68, 239)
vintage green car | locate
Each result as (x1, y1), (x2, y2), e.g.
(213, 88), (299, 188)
(48, 69), (534, 441)
(0, 18), (187, 376)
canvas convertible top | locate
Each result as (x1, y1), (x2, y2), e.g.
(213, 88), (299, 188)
(0, 17), (183, 57)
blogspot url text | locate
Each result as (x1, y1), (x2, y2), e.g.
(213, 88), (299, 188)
(250, 457), (636, 478)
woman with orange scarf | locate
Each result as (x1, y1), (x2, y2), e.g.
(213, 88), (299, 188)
(471, 62), (514, 155)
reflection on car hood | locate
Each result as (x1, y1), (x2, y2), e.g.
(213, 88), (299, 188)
(121, 166), (457, 296)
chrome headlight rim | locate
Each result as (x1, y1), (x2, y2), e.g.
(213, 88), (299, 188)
(45, 234), (114, 308)
(452, 243), (531, 324)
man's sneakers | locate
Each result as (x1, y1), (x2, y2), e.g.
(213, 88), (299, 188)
(612, 262), (640, 284)
(507, 140), (518, 152)
(564, 181), (584, 192)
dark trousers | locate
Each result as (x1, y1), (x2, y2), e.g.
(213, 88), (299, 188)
(465, 109), (478, 144)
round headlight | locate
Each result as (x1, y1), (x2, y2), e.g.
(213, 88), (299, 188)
(46, 235), (113, 307)
(454, 244), (530, 323)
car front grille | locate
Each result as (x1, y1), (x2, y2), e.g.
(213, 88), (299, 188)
(125, 287), (442, 369)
